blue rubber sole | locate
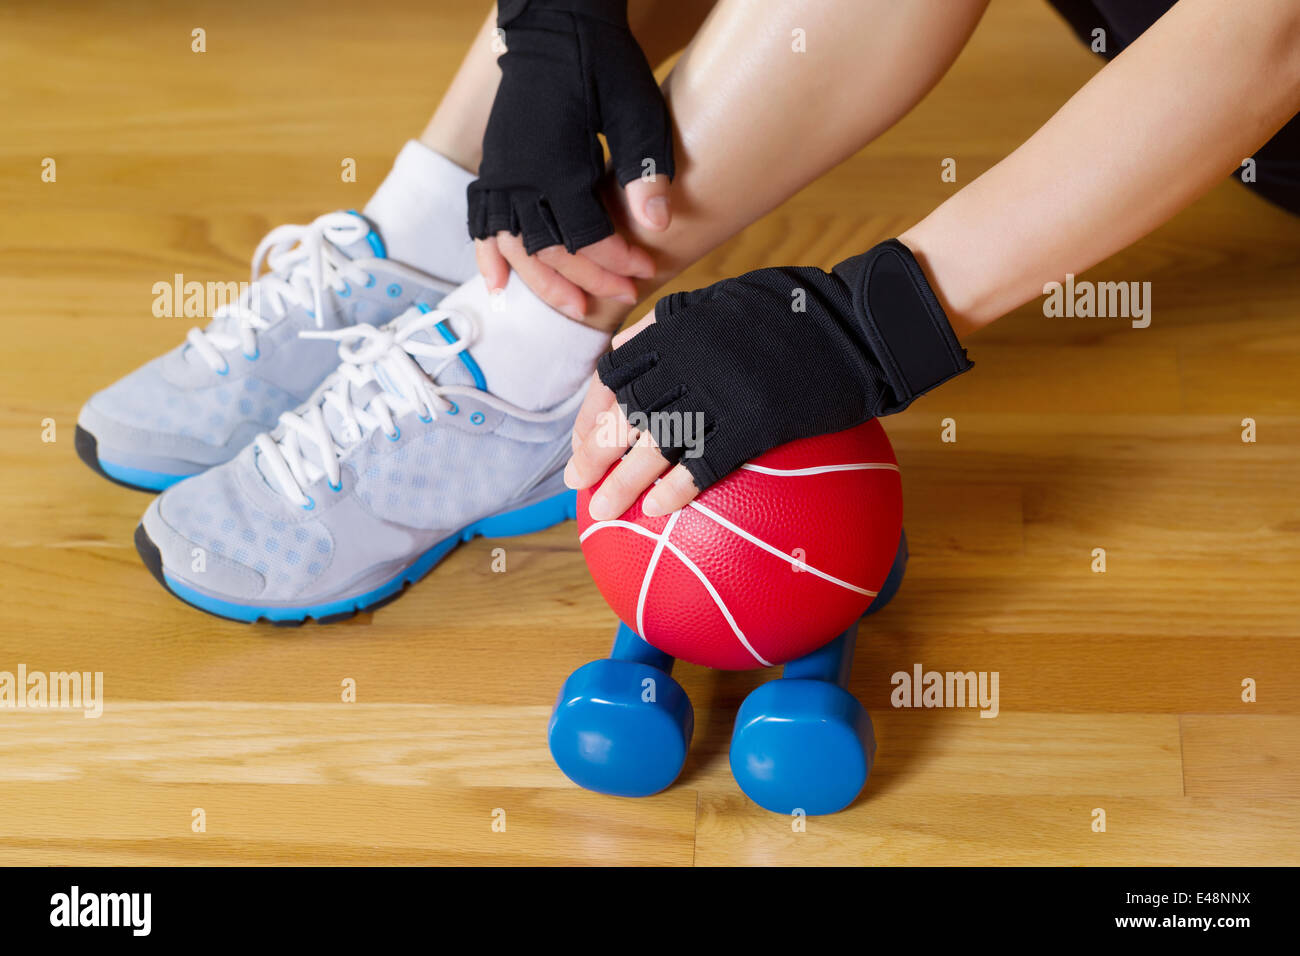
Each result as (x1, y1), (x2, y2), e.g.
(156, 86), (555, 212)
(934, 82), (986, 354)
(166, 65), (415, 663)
(99, 459), (189, 491)
(140, 488), (579, 625)
(75, 424), (191, 492)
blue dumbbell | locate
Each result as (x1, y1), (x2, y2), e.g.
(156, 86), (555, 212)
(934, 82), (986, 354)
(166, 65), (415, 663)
(728, 625), (874, 815)
(548, 622), (694, 798)
(729, 529), (908, 815)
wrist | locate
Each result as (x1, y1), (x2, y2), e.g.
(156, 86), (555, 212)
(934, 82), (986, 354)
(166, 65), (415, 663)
(831, 239), (974, 416)
(895, 227), (998, 339)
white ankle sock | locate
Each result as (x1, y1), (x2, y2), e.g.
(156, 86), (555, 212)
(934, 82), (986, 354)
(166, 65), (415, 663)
(363, 140), (478, 284)
(440, 274), (612, 412)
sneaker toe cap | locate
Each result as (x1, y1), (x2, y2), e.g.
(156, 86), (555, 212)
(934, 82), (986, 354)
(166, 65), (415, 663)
(142, 483), (268, 601)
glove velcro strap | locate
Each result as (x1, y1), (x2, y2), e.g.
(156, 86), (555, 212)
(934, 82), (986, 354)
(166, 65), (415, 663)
(832, 239), (973, 415)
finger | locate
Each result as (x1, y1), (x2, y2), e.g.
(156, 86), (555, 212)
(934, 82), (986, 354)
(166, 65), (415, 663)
(579, 233), (655, 280)
(565, 307), (661, 486)
(475, 237), (510, 294)
(496, 232), (587, 320)
(642, 463), (700, 517)
(536, 245), (639, 304)
(586, 432), (673, 521)
(564, 395), (635, 490)
(624, 175), (672, 233)
(571, 371), (615, 452)
(612, 308), (657, 348)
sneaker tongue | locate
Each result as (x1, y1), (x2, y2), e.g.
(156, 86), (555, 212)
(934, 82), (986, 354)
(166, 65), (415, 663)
(334, 211), (388, 262)
(322, 305), (479, 445)
(186, 211), (386, 366)
(388, 305), (477, 386)
(254, 307), (480, 490)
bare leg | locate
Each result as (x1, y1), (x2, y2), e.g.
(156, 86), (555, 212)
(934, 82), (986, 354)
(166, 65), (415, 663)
(584, 0), (991, 331)
(412, 0), (988, 331)
(418, 10), (503, 174)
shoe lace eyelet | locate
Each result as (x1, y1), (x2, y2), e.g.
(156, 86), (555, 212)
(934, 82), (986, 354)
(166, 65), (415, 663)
(243, 347), (260, 361)
(216, 363), (230, 376)
(338, 281), (352, 298)
(386, 427), (401, 442)
(470, 411), (485, 426)
(301, 495), (316, 511)
(365, 273), (376, 289)
(418, 413), (433, 424)
(386, 283), (402, 299)
(328, 479), (342, 492)
(446, 401), (459, 416)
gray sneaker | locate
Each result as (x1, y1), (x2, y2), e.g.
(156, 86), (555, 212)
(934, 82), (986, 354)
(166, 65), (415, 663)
(76, 210), (454, 491)
(134, 290), (585, 623)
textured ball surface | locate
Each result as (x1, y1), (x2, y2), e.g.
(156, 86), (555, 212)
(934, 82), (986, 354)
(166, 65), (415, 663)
(578, 420), (903, 670)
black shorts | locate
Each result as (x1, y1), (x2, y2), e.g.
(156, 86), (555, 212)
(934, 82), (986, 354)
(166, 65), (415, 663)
(1047, 0), (1300, 216)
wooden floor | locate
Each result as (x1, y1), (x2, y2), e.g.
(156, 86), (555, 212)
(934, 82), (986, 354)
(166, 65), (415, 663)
(2, 0), (1298, 865)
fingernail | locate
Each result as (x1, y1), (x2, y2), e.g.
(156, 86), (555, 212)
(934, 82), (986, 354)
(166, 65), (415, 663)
(562, 304), (585, 321)
(645, 196), (669, 229)
(642, 494), (664, 517)
(616, 293), (637, 305)
(562, 461), (578, 489)
(589, 492), (612, 520)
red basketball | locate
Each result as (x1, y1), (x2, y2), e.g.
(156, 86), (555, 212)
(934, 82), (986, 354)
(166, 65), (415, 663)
(577, 420), (904, 670)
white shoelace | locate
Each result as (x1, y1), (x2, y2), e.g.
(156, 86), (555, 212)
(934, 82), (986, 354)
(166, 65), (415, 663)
(184, 212), (375, 373)
(253, 308), (583, 508)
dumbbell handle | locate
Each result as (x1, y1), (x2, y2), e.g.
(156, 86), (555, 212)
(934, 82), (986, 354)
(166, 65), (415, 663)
(614, 620), (855, 683)
(780, 623), (858, 690)
(610, 621), (678, 674)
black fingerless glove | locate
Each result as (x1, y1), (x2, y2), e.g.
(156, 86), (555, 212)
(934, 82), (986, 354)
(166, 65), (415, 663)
(596, 239), (973, 490)
(468, 0), (675, 255)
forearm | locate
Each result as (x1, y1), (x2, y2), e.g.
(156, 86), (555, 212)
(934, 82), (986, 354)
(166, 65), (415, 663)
(900, 0), (1300, 338)
(644, 0), (988, 277)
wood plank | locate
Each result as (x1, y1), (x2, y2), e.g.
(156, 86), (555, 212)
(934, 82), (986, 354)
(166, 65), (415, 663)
(1181, 715), (1300, 797)
(0, 782), (696, 866)
(0, 0), (1295, 865)
(695, 792), (1300, 866)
